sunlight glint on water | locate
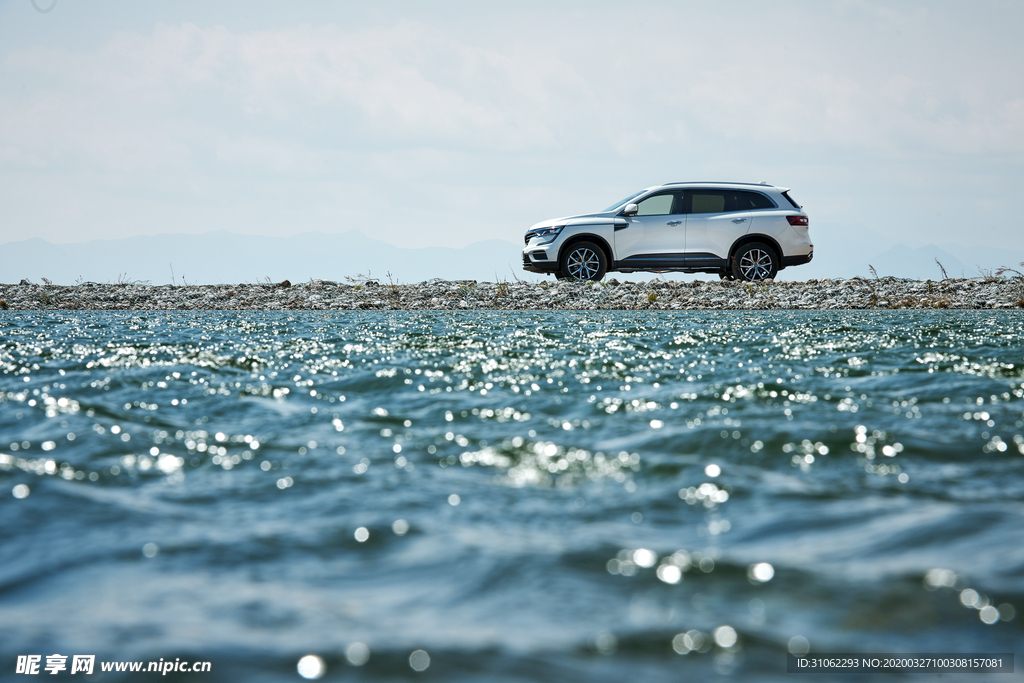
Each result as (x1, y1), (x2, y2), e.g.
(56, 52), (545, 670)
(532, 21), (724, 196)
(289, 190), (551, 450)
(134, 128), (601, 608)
(1, 311), (1022, 681)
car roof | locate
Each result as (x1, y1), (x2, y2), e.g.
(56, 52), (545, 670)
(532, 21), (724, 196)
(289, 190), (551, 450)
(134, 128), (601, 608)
(661, 181), (780, 189)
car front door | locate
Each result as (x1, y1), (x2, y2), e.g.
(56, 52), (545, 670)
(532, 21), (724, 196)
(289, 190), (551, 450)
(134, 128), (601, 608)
(614, 191), (685, 266)
(683, 190), (753, 260)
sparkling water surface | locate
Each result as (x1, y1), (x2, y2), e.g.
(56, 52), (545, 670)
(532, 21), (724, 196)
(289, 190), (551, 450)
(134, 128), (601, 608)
(1, 311), (1022, 682)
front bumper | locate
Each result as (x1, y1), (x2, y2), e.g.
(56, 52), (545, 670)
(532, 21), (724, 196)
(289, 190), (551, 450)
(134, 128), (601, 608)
(522, 248), (559, 274)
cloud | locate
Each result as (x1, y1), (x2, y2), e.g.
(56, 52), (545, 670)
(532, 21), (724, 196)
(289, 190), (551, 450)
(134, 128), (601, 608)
(4, 6), (1023, 171)
(1, 1), (1023, 250)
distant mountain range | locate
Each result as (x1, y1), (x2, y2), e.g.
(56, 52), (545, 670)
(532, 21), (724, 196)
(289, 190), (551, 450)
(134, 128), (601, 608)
(1, 228), (1019, 285)
(0, 230), (532, 286)
(780, 222), (1024, 281)
(839, 243), (1024, 281)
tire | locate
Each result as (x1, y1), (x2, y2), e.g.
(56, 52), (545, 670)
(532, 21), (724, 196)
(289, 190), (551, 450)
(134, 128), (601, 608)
(732, 242), (778, 281)
(554, 272), (567, 280)
(719, 272), (735, 281)
(559, 241), (607, 281)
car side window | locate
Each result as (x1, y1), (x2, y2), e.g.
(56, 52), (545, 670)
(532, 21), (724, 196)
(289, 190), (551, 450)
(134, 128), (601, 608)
(741, 191), (777, 210)
(689, 192), (726, 214)
(686, 190), (774, 213)
(635, 193), (676, 216)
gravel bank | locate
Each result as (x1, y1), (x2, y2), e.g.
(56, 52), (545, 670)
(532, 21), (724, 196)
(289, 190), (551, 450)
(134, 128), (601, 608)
(2, 277), (1023, 311)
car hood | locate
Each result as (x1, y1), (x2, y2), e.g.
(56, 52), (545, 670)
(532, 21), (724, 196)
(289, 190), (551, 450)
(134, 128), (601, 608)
(528, 212), (617, 232)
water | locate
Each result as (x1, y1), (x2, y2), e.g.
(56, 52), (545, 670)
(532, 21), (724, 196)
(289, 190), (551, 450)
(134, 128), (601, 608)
(1, 311), (1022, 682)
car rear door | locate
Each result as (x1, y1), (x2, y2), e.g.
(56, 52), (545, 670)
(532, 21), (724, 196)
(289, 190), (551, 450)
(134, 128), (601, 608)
(683, 189), (753, 259)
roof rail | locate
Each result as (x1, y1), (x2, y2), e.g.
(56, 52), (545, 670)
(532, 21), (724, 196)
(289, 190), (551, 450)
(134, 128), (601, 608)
(663, 181), (774, 187)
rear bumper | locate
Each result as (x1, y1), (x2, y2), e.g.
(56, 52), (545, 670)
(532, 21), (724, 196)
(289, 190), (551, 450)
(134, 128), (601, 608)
(781, 248), (813, 268)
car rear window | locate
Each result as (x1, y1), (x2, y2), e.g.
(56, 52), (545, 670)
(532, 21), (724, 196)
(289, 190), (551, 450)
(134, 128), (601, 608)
(781, 191), (801, 209)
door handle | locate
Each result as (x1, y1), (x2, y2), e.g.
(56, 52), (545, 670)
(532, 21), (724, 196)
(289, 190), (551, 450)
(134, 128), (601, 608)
(732, 218), (747, 223)
(666, 220), (682, 226)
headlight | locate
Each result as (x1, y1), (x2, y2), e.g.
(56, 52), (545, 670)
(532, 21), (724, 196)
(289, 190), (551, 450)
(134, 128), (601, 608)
(531, 225), (565, 245)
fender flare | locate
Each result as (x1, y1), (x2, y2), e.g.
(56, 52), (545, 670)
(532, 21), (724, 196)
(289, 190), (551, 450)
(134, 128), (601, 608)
(559, 234), (614, 268)
(729, 234), (784, 265)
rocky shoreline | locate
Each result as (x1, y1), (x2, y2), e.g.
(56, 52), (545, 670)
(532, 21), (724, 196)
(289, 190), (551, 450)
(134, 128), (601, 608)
(1, 277), (1023, 311)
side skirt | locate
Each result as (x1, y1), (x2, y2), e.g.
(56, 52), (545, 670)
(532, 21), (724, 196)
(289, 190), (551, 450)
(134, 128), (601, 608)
(612, 253), (728, 273)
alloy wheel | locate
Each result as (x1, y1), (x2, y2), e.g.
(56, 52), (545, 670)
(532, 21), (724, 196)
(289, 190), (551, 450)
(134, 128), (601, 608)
(566, 247), (600, 280)
(738, 249), (773, 281)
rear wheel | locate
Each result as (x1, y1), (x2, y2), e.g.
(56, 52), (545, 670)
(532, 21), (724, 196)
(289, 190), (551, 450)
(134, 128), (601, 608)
(559, 241), (607, 281)
(732, 242), (778, 281)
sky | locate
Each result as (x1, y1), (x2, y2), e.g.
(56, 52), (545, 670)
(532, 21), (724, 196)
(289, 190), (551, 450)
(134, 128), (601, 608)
(1, 0), (1023, 253)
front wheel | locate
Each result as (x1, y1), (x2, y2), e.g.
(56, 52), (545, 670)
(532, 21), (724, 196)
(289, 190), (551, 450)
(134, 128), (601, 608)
(732, 242), (778, 281)
(559, 241), (607, 281)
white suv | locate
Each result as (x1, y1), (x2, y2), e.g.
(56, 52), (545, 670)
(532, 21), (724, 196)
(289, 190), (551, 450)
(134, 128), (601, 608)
(522, 182), (812, 281)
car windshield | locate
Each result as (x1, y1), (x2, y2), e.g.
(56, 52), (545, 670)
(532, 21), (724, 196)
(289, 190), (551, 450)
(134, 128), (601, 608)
(601, 190), (647, 213)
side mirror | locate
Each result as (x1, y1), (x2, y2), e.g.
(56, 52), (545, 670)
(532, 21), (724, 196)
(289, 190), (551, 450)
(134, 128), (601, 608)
(621, 203), (638, 217)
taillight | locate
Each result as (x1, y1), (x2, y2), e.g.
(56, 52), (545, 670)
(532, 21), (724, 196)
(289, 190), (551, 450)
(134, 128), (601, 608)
(787, 215), (808, 226)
